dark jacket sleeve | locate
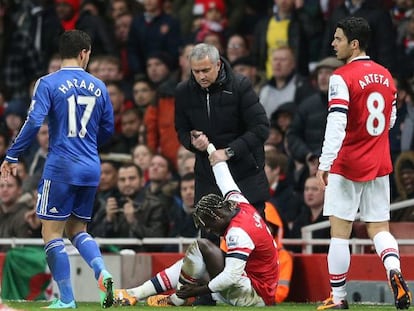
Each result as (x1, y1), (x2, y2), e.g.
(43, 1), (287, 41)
(228, 75), (269, 157)
(174, 81), (199, 153)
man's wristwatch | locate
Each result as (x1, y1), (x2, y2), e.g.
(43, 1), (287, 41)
(224, 147), (235, 158)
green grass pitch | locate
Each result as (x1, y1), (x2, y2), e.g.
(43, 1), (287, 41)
(3, 301), (402, 311)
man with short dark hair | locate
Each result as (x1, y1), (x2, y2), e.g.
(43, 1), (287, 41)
(316, 17), (411, 310)
(0, 29), (115, 309)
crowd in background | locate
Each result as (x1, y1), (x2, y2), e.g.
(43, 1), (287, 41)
(1, 0), (414, 254)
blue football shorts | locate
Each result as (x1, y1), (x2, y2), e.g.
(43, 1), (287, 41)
(36, 178), (97, 221)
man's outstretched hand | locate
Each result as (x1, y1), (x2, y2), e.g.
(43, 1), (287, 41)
(176, 284), (212, 299)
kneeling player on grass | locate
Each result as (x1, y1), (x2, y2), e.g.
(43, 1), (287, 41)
(115, 203), (290, 306)
(116, 142), (279, 306)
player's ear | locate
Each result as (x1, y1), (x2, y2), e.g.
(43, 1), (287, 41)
(350, 39), (359, 50)
(79, 49), (88, 60)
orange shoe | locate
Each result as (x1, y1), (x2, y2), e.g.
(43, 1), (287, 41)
(317, 294), (349, 310)
(114, 289), (137, 306)
(389, 269), (412, 309)
(146, 295), (173, 307)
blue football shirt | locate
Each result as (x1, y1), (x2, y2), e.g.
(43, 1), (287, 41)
(6, 67), (114, 186)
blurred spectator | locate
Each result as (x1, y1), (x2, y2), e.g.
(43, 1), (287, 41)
(251, 0), (312, 79)
(231, 56), (266, 95)
(391, 151), (414, 221)
(225, 33), (250, 63)
(113, 12), (134, 81)
(259, 46), (315, 119)
(288, 175), (329, 253)
(286, 56), (343, 181)
(390, 0), (414, 28)
(132, 77), (157, 115)
(199, 30), (225, 54)
(269, 101), (295, 135)
(102, 107), (144, 154)
(28, 0), (62, 72)
(265, 122), (285, 153)
(81, 0), (106, 17)
(89, 160), (120, 236)
(389, 78), (410, 196)
(86, 55), (103, 77)
(177, 152), (196, 177)
(237, 0), (272, 42)
(264, 147), (302, 234)
(171, 0), (196, 41)
(47, 53), (62, 73)
(144, 52), (181, 169)
(176, 145), (194, 175)
(400, 80), (414, 152)
(4, 100), (27, 142)
(1, 2), (43, 101)
(55, 0), (116, 56)
(145, 51), (174, 86)
(105, 80), (134, 134)
(132, 144), (154, 184)
(129, 154), (178, 251)
(144, 58), (180, 171)
(99, 55), (133, 100)
(194, 0), (228, 45)
(97, 55), (123, 82)
(0, 174), (40, 252)
(295, 0), (326, 67)
(396, 13), (414, 79)
(110, 0), (143, 21)
(94, 163), (145, 243)
(178, 43), (195, 82)
(127, 0), (181, 77)
(0, 82), (10, 124)
(320, 0), (396, 73)
(167, 172), (199, 245)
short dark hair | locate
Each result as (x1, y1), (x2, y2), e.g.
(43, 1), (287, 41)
(181, 172), (195, 182)
(101, 159), (120, 171)
(119, 163), (143, 178)
(337, 17), (371, 51)
(59, 30), (91, 59)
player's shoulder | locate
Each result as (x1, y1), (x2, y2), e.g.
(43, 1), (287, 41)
(82, 70), (106, 87)
(40, 70), (59, 83)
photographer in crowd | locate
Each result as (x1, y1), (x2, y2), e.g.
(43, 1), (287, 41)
(94, 163), (145, 247)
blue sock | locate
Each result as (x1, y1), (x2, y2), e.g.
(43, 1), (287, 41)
(72, 232), (106, 280)
(45, 238), (74, 303)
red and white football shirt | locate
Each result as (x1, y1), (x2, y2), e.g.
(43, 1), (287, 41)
(223, 194), (279, 305)
(323, 57), (396, 181)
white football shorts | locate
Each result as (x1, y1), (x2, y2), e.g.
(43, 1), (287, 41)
(323, 173), (390, 222)
(212, 275), (265, 306)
